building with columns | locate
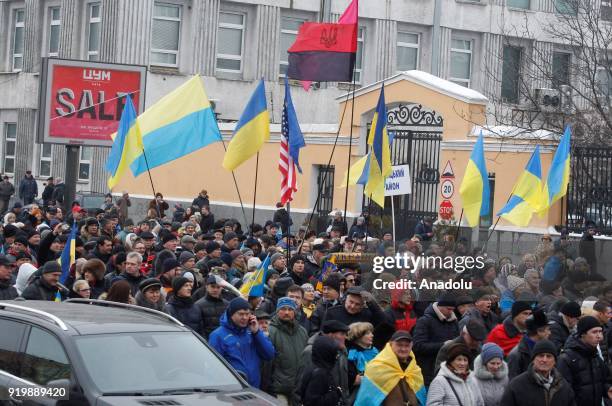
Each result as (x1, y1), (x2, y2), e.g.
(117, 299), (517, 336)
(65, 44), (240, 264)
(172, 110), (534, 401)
(0, 0), (599, 219)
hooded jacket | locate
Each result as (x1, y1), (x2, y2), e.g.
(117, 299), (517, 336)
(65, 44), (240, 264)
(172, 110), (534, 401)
(20, 275), (68, 301)
(486, 316), (523, 357)
(385, 290), (417, 333)
(194, 294), (228, 339)
(427, 361), (484, 406)
(557, 334), (609, 406)
(500, 364), (576, 406)
(549, 313), (571, 351)
(14, 263), (37, 295)
(412, 302), (460, 385)
(134, 290), (166, 312)
(298, 336), (342, 406)
(473, 354), (509, 406)
(267, 314), (309, 397)
(208, 311), (275, 388)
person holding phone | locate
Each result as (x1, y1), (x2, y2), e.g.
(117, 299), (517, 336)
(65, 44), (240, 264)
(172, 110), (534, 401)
(209, 297), (275, 389)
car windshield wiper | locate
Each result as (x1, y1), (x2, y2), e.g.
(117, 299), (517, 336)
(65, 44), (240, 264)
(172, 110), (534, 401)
(162, 388), (221, 395)
(102, 391), (163, 396)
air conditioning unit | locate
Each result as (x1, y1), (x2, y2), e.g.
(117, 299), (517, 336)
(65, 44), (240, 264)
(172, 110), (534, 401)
(534, 88), (561, 112)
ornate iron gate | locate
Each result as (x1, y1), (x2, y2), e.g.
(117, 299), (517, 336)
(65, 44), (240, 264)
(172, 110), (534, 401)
(316, 165), (335, 232)
(364, 104), (443, 239)
(566, 147), (612, 235)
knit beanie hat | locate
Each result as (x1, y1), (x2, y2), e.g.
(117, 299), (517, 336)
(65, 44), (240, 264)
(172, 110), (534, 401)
(205, 241), (221, 253)
(511, 301), (533, 319)
(171, 276), (191, 293)
(41, 261), (62, 274)
(276, 297), (298, 311)
(247, 257), (262, 270)
(506, 275), (525, 292)
(223, 231), (237, 243)
(323, 273), (343, 293)
(220, 253), (233, 267)
(560, 301), (581, 318)
(179, 251), (195, 265)
(270, 252), (284, 266)
(481, 343), (504, 364)
(531, 339), (557, 359)
(226, 297), (250, 317)
(577, 315), (601, 336)
(446, 343), (472, 364)
(163, 258), (180, 273)
(437, 291), (456, 307)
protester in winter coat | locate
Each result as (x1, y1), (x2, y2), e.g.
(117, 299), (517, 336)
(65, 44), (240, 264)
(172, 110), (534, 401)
(21, 262), (68, 300)
(473, 343), (508, 406)
(347, 322), (379, 399)
(0, 176), (15, 214)
(209, 297), (275, 388)
(13, 262), (37, 295)
(298, 335), (343, 406)
(309, 273), (343, 333)
(501, 340), (576, 406)
(195, 275), (228, 338)
(459, 291), (500, 334)
(507, 309), (552, 379)
(427, 343), (485, 406)
(112, 252), (146, 296)
(164, 277), (202, 333)
(557, 316), (611, 406)
(385, 288), (418, 333)
(70, 280), (91, 299)
(283, 254), (311, 286)
(0, 255), (18, 299)
(435, 319), (487, 375)
(81, 258), (106, 299)
(413, 294), (460, 386)
(135, 278), (166, 312)
(549, 301), (581, 351)
(486, 301), (532, 356)
(18, 171), (38, 205)
(267, 297), (308, 403)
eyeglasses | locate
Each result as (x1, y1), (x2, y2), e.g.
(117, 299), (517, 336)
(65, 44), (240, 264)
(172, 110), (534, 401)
(79, 288), (91, 292)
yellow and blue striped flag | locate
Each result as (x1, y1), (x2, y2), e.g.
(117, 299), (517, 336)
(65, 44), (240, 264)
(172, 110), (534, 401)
(315, 256), (337, 292)
(497, 145), (546, 226)
(55, 221), (76, 302)
(542, 125), (571, 210)
(222, 79), (270, 171)
(128, 75), (222, 177)
(105, 94), (143, 189)
(239, 254), (270, 297)
(459, 132), (490, 227)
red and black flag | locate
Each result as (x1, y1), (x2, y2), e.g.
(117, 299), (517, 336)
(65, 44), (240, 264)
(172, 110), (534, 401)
(287, 0), (358, 82)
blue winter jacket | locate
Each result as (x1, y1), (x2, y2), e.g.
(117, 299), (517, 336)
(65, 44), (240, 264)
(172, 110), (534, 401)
(208, 311), (275, 388)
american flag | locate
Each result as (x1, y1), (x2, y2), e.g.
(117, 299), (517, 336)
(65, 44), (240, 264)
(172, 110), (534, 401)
(279, 78), (305, 205)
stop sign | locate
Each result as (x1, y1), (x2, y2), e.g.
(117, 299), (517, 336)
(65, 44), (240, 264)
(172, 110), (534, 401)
(439, 200), (453, 220)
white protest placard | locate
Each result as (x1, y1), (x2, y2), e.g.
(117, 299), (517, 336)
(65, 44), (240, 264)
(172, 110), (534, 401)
(385, 164), (412, 196)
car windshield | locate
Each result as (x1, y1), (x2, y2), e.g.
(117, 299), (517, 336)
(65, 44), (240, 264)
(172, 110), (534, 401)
(74, 332), (242, 394)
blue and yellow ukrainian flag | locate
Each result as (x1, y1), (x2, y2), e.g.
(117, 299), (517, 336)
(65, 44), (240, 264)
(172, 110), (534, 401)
(55, 222), (76, 302)
(354, 343), (427, 406)
(542, 125), (571, 210)
(459, 132), (490, 227)
(497, 145), (546, 226)
(222, 79), (270, 171)
(105, 94), (143, 189)
(315, 255), (337, 292)
(129, 75), (222, 176)
(239, 254), (270, 297)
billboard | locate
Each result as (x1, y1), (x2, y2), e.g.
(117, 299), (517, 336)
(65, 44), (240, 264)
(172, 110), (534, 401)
(38, 58), (146, 147)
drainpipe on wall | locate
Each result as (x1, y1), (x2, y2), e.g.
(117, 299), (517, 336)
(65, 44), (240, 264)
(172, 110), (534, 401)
(431, 0), (442, 77)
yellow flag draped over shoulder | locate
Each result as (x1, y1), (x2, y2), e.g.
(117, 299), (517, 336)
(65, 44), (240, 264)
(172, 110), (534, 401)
(223, 80), (270, 170)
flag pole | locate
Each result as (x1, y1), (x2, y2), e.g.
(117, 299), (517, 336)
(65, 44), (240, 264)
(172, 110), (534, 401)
(286, 202), (291, 263)
(455, 208), (464, 241)
(391, 196), (396, 248)
(140, 147), (162, 219)
(343, 70), (358, 227)
(252, 152), (260, 233)
(219, 139), (250, 232)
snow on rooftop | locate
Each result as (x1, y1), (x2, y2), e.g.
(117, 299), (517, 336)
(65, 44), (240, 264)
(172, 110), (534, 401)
(470, 125), (561, 141)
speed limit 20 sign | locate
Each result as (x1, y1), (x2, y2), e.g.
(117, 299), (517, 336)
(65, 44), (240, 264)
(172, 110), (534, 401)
(441, 179), (454, 199)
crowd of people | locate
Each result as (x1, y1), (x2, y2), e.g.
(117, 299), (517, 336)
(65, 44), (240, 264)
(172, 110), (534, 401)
(0, 189), (611, 406)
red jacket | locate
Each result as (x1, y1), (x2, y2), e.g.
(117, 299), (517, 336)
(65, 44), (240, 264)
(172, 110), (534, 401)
(486, 317), (522, 357)
(387, 289), (417, 332)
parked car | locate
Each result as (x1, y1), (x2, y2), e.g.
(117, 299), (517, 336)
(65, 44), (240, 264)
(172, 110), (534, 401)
(0, 299), (279, 405)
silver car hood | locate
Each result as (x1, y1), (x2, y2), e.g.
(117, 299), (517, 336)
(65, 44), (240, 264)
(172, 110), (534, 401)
(95, 390), (279, 406)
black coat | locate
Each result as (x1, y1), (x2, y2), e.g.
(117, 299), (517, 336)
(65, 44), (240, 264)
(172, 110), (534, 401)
(557, 334), (610, 406)
(273, 208), (292, 233)
(113, 273), (146, 297)
(298, 336), (342, 406)
(412, 303), (460, 386)
(165, 296), (203, 334)
(21, 276), (68, 301)
(309, 300), (337, 334)
(0, 280), (18, 300)
(18, 176), (38, 201)
(51, 183), (65, 204)
(199, 213), (215, 233)
(323, 301), (389, 332)
(507, 335), (533, 380)
(549, 313), (571, 351)
(500, 365), (576, 406)
(195, 294), (228, 339)
(579, 234), (597, 274)
(41, 184), (55, 205)
(191, 195), (209, 209)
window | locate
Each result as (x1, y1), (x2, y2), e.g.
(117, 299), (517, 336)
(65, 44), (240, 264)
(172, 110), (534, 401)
(12, 9), (25, 71)
(87, 2), (101, 61)
(354, 27), (365, 83)
(502, 46), (522, 103)
(21, 327), (70, 385)
(151, 3), (181, 66)
(555, 0), (578, 15)
(508, 0), (530, 9)
(79, 147), (92, 181)
(552, 52), (570, 89)
(280, 17), (306, 76)
(4, 123), (17, 175)
(596, 66), (612, 97)
(0, 319), (27, 376)
(397, 32), (419, 72)
(450, 38), (472, 87)
(602, 0), (612, 21)
(39, 143), (52, 178)
(216, 12), (245, 73)
(49, 7), (61, 57)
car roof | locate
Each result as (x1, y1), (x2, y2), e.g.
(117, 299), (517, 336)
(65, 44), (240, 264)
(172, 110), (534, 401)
(0, 300), (190, 335)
